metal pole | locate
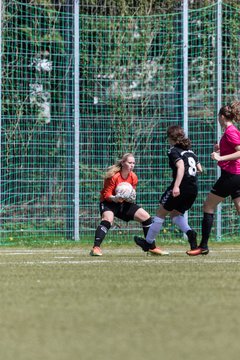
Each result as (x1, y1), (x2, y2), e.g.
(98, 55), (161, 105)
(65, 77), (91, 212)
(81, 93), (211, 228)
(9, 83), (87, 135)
(183, 0), (188, 227)
(0, 0), (2, 226)
(216, 0), (222, 240)
(74, 0), (80, 241)
(65, 0), (74, 239)
(183, 0), (188, 136)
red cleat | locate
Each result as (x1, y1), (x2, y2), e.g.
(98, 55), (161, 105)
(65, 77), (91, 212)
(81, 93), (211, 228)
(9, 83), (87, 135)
(186, 247), (209, 256)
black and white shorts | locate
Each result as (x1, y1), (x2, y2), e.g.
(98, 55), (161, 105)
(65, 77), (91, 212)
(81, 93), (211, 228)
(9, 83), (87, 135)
(211, 170), (240, 199)
(160, 185), (198, 214)
(100, 201), (141, 222)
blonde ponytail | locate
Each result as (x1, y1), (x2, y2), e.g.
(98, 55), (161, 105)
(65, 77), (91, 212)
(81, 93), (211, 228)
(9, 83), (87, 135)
(104, 153), (134, 179)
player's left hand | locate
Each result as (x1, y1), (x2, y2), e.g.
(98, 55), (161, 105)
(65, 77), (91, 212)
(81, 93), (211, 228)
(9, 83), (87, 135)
(211, 151), (221, 161)
(125, 189), (136, 203)
(172, 186), (180, 197)
(117, 190), (130, 200)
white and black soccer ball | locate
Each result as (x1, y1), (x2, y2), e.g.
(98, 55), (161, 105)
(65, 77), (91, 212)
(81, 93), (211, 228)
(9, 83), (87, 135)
(115, 182), (133, 198)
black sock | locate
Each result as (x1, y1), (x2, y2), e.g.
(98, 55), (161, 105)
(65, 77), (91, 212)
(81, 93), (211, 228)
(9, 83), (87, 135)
(94, 220), (111, 247)
(142, 217), (152, 238)
(186, 229), (197, 250)
(149, 241), (156, 250)
(200, 213), (214, 249)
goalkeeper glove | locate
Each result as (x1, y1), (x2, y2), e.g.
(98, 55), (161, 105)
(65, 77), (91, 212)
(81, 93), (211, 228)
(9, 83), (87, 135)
(110, 195), (124, 203)
(125, 189), (136, 203)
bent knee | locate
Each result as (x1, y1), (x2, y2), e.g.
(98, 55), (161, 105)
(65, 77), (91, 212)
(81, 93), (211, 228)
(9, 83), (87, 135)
(101, 213), (114, 225)
(134, 208), (150, 222)
(203, 201), (215, 214)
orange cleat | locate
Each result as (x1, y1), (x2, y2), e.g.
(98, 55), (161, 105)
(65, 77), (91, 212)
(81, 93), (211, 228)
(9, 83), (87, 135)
(186, 247), (209, 256)
(90, 246), (103, 256)
(148, 247), (169, 256)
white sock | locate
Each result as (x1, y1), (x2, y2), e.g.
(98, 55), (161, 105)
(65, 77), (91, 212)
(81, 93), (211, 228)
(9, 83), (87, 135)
(146, 216), (165, 244)
(172, 215), (191, 233)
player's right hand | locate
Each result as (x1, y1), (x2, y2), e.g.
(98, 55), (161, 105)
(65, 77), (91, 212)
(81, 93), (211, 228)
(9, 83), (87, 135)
(111, 195), (124, 203)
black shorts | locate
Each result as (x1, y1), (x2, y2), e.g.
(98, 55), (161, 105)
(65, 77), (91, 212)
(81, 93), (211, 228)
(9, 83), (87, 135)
(211, 170), (240, 199)
(160, 185), (197, 214)
(100, 201), (141, 222)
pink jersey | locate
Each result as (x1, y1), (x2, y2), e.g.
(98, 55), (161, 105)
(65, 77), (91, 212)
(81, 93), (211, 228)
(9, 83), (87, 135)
(218, 124), (240, 174)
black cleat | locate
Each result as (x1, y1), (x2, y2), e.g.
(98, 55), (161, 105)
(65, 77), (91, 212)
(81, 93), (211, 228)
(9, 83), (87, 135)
(134, 236), (151, 252)
(200, 247), (209, 255)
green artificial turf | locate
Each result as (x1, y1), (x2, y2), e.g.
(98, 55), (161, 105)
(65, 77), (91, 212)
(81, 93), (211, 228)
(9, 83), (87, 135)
(0, 244), (239, 360)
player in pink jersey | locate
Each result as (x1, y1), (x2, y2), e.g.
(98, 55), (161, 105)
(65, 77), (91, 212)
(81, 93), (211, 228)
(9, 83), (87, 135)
(188, 101), (240, 256)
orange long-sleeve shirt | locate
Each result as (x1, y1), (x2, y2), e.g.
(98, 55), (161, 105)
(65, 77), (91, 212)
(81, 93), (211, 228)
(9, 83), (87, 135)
(100, 171), (138, 202)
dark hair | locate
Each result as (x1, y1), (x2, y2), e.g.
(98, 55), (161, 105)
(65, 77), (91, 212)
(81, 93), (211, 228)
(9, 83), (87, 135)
(167, 125), (191, 150)
(218, 101), (240, 123)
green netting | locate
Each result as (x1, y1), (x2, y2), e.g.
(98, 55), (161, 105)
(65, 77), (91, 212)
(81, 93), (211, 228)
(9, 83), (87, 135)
(1, 1), (240, 244)
(1, 1), (74, 241)
(80, 11), (184, 238)
(80, 3), (240, 240)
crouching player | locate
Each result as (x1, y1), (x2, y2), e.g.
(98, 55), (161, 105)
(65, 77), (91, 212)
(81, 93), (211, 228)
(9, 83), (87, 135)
(90, 153), (167, 256)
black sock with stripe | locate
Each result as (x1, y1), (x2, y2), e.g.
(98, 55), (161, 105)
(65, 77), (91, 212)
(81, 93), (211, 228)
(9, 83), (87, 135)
(142, 217), (153, 238)
(94, 220), (111, 247)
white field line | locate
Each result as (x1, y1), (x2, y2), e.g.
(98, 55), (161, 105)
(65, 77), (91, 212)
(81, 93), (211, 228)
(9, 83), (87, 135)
(0, 248), (239, 266)
(0, 254), (239, 265)
(1, 247), (240, 256)
(0, 259), (240, 266)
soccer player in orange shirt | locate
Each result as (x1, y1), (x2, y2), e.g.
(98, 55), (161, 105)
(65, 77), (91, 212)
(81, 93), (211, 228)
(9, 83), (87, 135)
(90, 153), (167, 256)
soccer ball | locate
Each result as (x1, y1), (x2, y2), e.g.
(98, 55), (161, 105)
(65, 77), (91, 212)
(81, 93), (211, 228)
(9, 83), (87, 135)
(115, 182), (133, 198)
